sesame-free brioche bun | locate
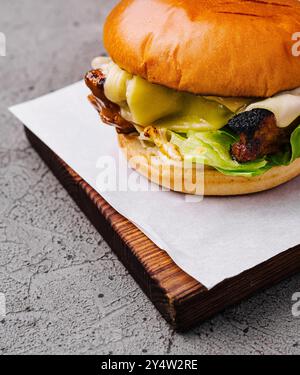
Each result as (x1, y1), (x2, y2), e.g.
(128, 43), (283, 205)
(118, 134), (300, 196)
(104, 0), (300, 97)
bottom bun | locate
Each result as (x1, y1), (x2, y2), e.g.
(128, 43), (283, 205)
(118, 133), (300, 196)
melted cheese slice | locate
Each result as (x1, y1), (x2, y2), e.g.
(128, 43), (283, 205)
(247, 88), (300, 128)
(94, 58), (300, 129)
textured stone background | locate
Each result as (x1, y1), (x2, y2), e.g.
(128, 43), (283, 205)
(0, 0), (300, 355)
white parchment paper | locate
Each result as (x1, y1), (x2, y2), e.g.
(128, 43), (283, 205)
(10, 81), (300, 289)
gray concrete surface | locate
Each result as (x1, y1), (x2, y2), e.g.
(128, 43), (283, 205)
(0, 0), (300, 355)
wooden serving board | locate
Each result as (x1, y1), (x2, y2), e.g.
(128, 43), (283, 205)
(25, 127), (300, 331)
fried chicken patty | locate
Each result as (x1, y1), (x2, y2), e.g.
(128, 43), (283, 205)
(228, 109), (290, 163)
(85, 70), (291, 163)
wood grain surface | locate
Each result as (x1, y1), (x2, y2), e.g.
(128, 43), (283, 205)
(25, 127), (300, 331)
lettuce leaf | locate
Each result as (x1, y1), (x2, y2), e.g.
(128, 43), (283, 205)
(269, 125), (300, 166)
(170, 124), (300, 177)
(170, 130), (268, 177)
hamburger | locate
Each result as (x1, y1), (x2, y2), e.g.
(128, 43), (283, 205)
(85, 0), (300, 195)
